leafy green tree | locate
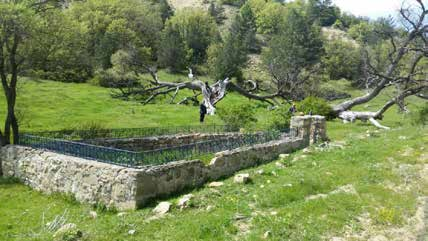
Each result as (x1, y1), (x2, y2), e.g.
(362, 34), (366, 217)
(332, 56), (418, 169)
(262, 9), (323, 100)
(208, 1), (225, 24)
(151, 0), (174, 22)
(255, 1), (285, 34)
(322, 39), (361, 80)
(218, 103), (257, 131)
(30, 9), (91, 82)
(0, 1), (40, 145)
(348, 22), (375, 44)
(68, 0), (163, 70)
(208, 14), (251, 81)
(306, 0), (340, 26)
(161, 9), (219, 66)
(158, 26), (191, 73)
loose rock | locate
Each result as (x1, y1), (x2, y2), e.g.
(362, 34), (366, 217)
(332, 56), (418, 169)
(275, 162), (285, 169)
(177, 194), (193, 209)
(263, 231), (272, 239)
(279, 154), (290, 159)
(153, 202), (171, 215)
(234, 173), (251, 184)
(89, 211), (97, 219)
(128, 229), (136, 235)
(208, 181), (224, 188)
(53, 223), (82, 240)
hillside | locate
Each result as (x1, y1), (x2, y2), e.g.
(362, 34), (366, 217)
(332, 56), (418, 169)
(1, 105), (427, 240)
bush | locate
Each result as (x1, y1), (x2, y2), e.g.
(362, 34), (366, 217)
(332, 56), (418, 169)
(268, 104), (292, 131)
(217, 103), (257, 131)
(411, 103), (428, 126)
(297, 96), (334, 119)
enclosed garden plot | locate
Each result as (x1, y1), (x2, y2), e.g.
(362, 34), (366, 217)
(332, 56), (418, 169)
(19, 125), (290, 167)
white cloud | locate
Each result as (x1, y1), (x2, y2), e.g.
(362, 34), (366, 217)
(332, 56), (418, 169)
(332, 0), (420, 19)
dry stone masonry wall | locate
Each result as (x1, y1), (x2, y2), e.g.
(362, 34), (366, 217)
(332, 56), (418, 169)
(82, 133), (251, 151)
(0, 116), (327, 210)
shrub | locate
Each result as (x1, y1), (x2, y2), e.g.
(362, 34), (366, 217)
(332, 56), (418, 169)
(268, 104), (292, 131)
(217, 103), (257, 131)
(297, 96), (334, 119)
(411, 103), (428, 126)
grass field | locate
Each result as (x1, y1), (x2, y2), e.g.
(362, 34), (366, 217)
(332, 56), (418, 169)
(0, 77), (427, 240)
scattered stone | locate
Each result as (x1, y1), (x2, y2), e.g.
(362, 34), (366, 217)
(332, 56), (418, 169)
(263, 231), (272, 239)
(260, 185), (265, 188)
(279, 154), (290, 159)
(256, 169), (265, 175)
(283, 183), (293, 188)
(117, 212), (127, 217)
(270, 211), (278, 216)
(266, 180), (271, 184)
(305, 193), (328, 201)
(177, 194), (193, 209)
(128, 229), (136, 235)
(89, 211), (97, 219)
(208, 182), (224, 188)
(401, 147), (414, 157)
(153, 202), (171, 215)
(302, 148), (311, 153)
(234, 173), (251, 184)
(331, 184), (358, 195)
(275, 162), (285, 169)
(53, 223), (82, 240)
(271, 171), (278, 177)
(206, 205), (214, 211)
(306, 184), (358, 201)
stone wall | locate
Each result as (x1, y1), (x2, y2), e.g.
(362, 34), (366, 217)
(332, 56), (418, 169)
(82, 133), (245, 151)
(0, 146), (141, 210)
(0, 116), (326, 210)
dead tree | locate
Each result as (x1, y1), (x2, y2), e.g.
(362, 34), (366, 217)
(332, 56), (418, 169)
(113, 1), (427, 129)
(332, 1), (428, 128)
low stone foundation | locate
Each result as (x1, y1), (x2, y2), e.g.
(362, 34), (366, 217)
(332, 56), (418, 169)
(0, 116), (327, 210)
(82, 132), (249, 151)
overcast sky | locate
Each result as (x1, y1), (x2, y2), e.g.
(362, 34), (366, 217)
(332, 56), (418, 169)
(332, 0), (418, 19)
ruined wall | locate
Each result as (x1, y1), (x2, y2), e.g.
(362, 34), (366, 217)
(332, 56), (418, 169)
(0, 116), (326, 210)
(0, 146), (141, 210)
(82, 133), (245, 151)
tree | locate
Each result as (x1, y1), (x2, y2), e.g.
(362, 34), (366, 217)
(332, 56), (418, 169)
(322, 38), (361, 81)
(261, 9), (324, 101)
(159, 9), (220, 68)
(0, 2), (40, 145)
(151, 0), (174, 23)
(333, 1), (428, 128)
(208, 1), (226, 24)
(307, 0), (340, 26)
(29, 9), (91, 82)
(158, 26), (190, 73)
(208, 14), (254, 81)
(68, 0), (163, 70)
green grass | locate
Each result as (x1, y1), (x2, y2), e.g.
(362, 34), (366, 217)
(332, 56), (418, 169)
(0, 74), (277, 132)
(1, 121), (426, 241)
(0, 77), (427, 240)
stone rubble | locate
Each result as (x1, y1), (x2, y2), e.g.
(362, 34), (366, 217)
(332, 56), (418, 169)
(177, 194), (193, 209)
(234, 173), (251, 184)
(153, 202), (171, 215)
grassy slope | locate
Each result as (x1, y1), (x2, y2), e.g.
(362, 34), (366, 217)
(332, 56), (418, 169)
(0, 78), (427, 240)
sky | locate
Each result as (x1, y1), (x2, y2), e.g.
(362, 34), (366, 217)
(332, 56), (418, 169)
(331, 0), (414, 19)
